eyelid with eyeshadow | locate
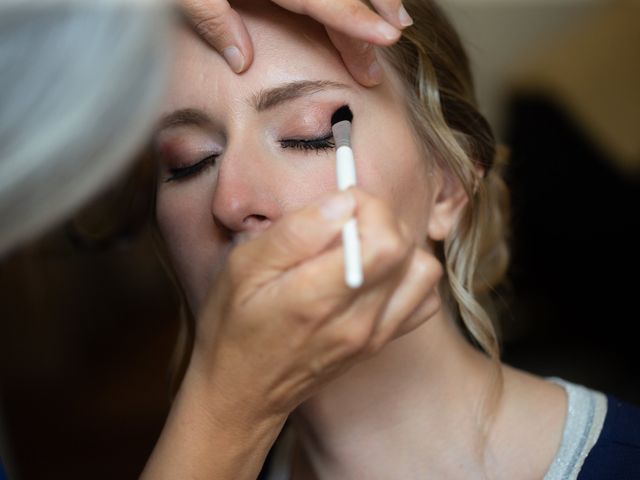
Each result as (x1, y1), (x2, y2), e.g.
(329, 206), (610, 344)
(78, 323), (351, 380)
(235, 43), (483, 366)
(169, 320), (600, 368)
(163, 130), (335, 183)
(279, 133), (335, 151)
(165, 153), (219, 182)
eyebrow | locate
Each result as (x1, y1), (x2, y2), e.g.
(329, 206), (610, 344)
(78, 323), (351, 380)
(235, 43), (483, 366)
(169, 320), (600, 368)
(155, 80), (351, 134)
(157, 107), (212, 131)
(251, 80), (351, 111)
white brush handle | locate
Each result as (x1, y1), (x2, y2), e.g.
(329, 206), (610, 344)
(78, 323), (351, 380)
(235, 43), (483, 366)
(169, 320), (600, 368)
(336, 145), (357, 190)
(336, 145), (363, 288)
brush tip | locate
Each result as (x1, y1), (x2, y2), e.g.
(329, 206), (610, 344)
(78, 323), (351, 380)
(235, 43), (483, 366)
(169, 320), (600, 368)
(331, 105), (353, 126)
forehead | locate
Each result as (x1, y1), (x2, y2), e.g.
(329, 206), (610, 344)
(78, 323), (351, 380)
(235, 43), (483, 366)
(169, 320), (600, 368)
(166, 2), (357, 112)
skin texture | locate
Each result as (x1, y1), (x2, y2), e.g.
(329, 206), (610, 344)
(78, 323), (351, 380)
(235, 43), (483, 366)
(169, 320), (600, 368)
(155, 8), (433, 314)
(180, 0), (414, 86)
(146, 3), (568, 479)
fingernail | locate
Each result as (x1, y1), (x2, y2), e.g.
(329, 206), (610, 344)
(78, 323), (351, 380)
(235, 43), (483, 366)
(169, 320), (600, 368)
(367, 59), (383, 84)
(398, 5), (414, 27)
(223, 46), (245, 73)
(320, 192), (355, 220)
(376, 21), (400, 42)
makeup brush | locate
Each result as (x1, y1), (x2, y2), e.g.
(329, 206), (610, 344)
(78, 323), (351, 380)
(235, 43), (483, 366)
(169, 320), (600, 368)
(331, 105), (363, 289)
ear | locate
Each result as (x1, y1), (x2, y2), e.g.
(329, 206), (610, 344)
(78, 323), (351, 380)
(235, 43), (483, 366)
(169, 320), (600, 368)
(427, 167), (470, 242)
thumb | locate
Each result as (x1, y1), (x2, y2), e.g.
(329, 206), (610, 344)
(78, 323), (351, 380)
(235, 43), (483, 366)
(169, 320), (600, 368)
(232, 191), (356, 280)
(326, 27), (383, 87)
(180, 0), (254, 73)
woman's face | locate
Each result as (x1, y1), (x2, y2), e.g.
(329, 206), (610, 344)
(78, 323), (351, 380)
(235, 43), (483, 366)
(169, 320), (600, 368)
(154, 1), (434, 313)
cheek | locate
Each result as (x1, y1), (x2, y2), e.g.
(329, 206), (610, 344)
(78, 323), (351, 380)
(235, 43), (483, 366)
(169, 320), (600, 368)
(356, 132), (433, 243)
(283, 168), (336, 211)
(156, 192), (193, 257)
(155, 189), (225, 311)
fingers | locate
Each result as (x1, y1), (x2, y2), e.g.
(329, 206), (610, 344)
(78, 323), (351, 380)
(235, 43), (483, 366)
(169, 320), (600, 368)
(369, 0), (414, 30)
(369, 249), (442, 351)
(353, 188), (413, 286)
(275, 0), (406, 45)
(200, 186), (443, 416)
(183, 0), (414, 87)
(323, 0), (414, 87)
(289, 190), (442, 365)
(276, 188), (414, 329)
(283, 187), (412, 304)
(232, 186), (440, 363)
(180, 0), (254, 73)
(229, 190), (356, 284)
(326, 28), (383, 87)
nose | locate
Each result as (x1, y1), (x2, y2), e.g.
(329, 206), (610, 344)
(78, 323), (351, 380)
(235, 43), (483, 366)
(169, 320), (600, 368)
(210, 150), (281, 239)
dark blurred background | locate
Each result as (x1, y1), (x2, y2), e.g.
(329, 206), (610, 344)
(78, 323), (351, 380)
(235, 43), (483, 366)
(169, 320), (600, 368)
(1, 0), (638, 478)
(442, 0), (640, 395)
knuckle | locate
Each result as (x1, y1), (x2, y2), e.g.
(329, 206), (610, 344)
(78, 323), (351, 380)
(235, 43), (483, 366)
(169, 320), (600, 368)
(331, 0), (361, 20)
(307, 355), (327, 378)
(365, 335), (386, 355)
(187, 0), (232, 20)
(301, 299), (335, 329)
(288, 277), (338, 327)
(193, 17), (227, 44)
(352, 40), (373, 56)
(373, 230), (409, 267)
(313, 300), (337, 325)
(336, 323), (371, 353)
(189, 0), (234, 44)
(289, 329), (320, 360)
(287, 305), (315, 330)
(414, 250), (443, 281)
(345, 1), (365, 19)
(291, 268), (337, 316)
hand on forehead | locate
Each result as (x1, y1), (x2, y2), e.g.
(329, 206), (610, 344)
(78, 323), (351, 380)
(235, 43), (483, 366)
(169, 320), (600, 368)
(180, 0), (413, 86)
(167, 5), (363, 119)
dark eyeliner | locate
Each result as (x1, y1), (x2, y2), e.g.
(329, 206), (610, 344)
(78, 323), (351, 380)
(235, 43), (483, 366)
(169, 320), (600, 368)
(165, 154), (218, 182)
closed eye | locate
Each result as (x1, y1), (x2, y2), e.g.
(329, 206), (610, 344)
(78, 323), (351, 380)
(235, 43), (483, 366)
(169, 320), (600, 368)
(165, 154), (218, 182)
(280, 134), (334, 151)
(164, 134), (333, 182)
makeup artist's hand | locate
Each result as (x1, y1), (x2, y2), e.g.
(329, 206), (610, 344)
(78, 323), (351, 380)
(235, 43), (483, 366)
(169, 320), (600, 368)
(142, 188), (440, 479)
(180, 0), (413, 86)
(189, 188), (442, 423)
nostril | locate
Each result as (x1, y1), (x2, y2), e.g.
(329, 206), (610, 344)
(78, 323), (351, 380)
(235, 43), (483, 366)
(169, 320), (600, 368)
(242, 214), (271, 231)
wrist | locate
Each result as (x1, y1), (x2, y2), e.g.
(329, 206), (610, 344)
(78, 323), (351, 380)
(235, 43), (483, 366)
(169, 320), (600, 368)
(180, 356), (288, 439)
(142, 362), (287, 480)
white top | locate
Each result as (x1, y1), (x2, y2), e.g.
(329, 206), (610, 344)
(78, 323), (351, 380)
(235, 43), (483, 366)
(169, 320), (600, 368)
(264, 378), (607, 480)
(544, 378), (607, 480)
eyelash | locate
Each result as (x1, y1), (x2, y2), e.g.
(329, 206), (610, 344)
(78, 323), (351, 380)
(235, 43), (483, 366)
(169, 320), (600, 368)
(165, 154), (218, 183)
(280, 134), (335, 151)
(165, 135), (335, 182)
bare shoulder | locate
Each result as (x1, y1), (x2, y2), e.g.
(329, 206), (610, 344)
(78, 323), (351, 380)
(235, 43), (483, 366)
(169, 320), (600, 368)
(486, 365), (568, 479)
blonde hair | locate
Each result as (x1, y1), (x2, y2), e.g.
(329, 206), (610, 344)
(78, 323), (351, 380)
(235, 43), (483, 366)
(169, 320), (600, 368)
(372, 4), (512, 468)
(378, 0), (510, 362)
